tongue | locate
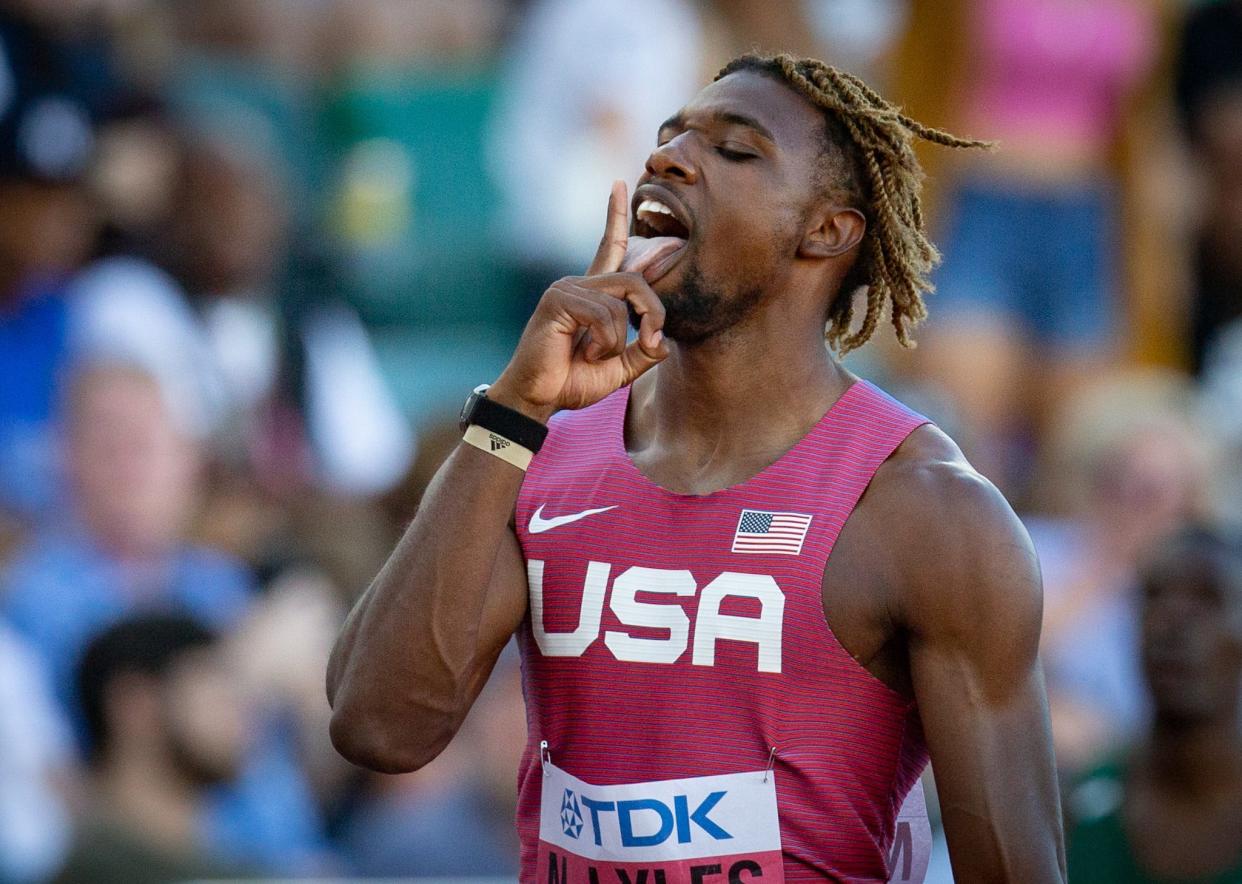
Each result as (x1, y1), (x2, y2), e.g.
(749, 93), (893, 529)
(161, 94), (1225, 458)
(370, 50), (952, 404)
(621, 236), (685, 281)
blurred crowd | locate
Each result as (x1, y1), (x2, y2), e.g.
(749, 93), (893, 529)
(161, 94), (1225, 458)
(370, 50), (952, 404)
(0, 0), (1240, 881)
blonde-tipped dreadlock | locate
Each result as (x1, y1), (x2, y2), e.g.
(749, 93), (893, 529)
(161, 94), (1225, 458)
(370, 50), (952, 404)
(716, 54), (991, 354)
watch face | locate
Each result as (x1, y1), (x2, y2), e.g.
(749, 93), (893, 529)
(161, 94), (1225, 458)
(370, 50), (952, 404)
(458, 392), (478, 432)
(459, 384), (490, 432)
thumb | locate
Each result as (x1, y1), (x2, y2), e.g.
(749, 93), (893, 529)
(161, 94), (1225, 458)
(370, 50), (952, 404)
(619, 333), (668, 384)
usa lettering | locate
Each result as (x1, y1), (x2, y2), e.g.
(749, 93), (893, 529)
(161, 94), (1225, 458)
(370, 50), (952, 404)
(529, 561), (785, 672)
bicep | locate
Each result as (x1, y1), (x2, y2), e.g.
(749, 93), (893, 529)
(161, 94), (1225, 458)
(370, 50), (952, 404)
(905, 487), (1065, 882)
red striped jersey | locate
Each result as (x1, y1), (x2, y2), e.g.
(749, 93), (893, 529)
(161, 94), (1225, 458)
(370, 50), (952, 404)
(514, 379), (931, 881)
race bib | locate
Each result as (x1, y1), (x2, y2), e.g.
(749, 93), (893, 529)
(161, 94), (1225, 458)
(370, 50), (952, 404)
(537, 756), (931, 883)
(887, 779), (931, 884)
(537, 761), (783, 882)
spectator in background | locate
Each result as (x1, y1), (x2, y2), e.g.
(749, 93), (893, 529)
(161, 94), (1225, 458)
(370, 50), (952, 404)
(224, 566), (352, 831)
(2, 359), (252, 708)
(54, 614), (254, 884)
(315, 0), (526, 429)
(487, 0), (702, 293)
(1032, 370), (1212, 775)
(0, 0), (145, 523)
(917, 0), (1157, 495)
(0, 622), (73, 884)
(0, 70), (99, 521)
(1175, 0), (1242, 373)
(68, 255), (227, 445)
(1, 358), (329, 876)
(1067, 527), (1242, 883)
(1176, 3), (1242, 535)
(155, 131), (412, 498)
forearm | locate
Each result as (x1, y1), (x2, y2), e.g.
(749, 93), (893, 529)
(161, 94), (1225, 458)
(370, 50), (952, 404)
(326, 441), (524, 771)
(935, 679), (1066, 882)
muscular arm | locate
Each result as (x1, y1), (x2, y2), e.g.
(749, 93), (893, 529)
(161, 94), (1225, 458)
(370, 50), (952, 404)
(890, 432), (1066, 882)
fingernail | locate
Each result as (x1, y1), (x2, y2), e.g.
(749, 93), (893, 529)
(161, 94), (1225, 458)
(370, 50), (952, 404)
(652, 330), (664, 346)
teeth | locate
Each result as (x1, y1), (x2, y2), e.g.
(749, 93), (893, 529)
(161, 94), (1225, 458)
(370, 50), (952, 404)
(637, 199), (675, 217)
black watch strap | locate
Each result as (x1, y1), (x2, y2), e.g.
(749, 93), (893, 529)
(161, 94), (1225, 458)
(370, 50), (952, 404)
(459, 384), (549, 453)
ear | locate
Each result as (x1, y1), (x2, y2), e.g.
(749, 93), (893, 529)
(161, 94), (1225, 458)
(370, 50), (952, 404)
(797, 206), (866, 259)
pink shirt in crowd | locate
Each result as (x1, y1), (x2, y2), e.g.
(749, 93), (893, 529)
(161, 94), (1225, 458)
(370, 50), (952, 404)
(965, 0), (1157, 147)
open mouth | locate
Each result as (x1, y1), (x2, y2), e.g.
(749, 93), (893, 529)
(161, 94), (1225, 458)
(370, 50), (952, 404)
(635, 198), (690, 241)
(627, 195), (691, 282)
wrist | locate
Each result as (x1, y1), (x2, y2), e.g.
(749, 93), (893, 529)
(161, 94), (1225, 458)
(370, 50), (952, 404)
(486, 378), (557, 425)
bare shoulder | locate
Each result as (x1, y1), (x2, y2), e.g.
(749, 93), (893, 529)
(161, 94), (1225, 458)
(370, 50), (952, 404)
(865, 424), (1043, 649)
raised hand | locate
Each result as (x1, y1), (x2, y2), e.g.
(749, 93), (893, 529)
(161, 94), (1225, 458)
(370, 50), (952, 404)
(488, 181), (669, 421)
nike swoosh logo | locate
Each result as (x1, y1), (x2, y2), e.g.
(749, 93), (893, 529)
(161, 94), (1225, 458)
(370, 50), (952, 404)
(528, 504), (618, 534)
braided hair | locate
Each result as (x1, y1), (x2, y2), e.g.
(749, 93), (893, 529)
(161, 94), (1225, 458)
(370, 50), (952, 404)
(716, 54), (991, 354)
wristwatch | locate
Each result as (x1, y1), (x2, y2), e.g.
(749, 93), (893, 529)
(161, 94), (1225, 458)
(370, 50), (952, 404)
(458, 384), (549, 454)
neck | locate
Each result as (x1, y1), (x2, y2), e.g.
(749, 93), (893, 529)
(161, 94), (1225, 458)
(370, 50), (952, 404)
(1146, 709), (1242, 797)
(95, 751), (201, 851)
(633, 301), (852, 467)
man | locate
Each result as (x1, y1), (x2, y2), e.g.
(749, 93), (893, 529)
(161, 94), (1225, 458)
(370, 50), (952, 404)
(54, 614), (254, 884)
(328, 54), (1065, 881)
(3, 360), (252, 710)
(1067, 527), (1242, 882)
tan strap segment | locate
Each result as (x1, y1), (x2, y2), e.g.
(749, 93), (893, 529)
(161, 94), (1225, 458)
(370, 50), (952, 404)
(462, 423), (534, 471)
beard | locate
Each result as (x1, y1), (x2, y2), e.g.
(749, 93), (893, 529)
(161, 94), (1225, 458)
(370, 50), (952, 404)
(166, 727), (243, 788)
(630, 253), (765, 345)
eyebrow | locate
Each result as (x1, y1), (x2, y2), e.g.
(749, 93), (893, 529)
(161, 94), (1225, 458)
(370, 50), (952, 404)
(658, 110), (776, 144)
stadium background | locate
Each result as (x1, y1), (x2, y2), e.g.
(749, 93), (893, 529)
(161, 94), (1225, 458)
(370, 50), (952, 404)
(0, 0), (1240, 880)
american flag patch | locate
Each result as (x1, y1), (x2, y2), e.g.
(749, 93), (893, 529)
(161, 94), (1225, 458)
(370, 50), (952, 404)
(731, 509), (813, 555)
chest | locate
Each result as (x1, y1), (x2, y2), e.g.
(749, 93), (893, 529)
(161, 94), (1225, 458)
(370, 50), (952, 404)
(518, 383), (923, 692)
(518, 477), (900, 691)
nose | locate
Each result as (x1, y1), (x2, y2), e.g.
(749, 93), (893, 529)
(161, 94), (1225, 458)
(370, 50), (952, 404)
(645, 135), (698, 184)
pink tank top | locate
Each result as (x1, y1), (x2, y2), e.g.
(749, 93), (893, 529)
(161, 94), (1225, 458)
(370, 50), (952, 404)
(515, 380), (930, 881)
(965, 0), (1154, 147)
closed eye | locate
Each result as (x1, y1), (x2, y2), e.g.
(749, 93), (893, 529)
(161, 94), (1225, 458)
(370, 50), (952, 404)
(715, 146), (757, 162)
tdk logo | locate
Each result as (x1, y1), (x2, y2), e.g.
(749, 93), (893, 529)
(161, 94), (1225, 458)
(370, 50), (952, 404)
(565, 789), (733, 848)
(561, 790), (584, 838)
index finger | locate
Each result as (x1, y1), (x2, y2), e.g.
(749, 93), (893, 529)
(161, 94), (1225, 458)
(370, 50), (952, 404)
(586, 180), (629, 276)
